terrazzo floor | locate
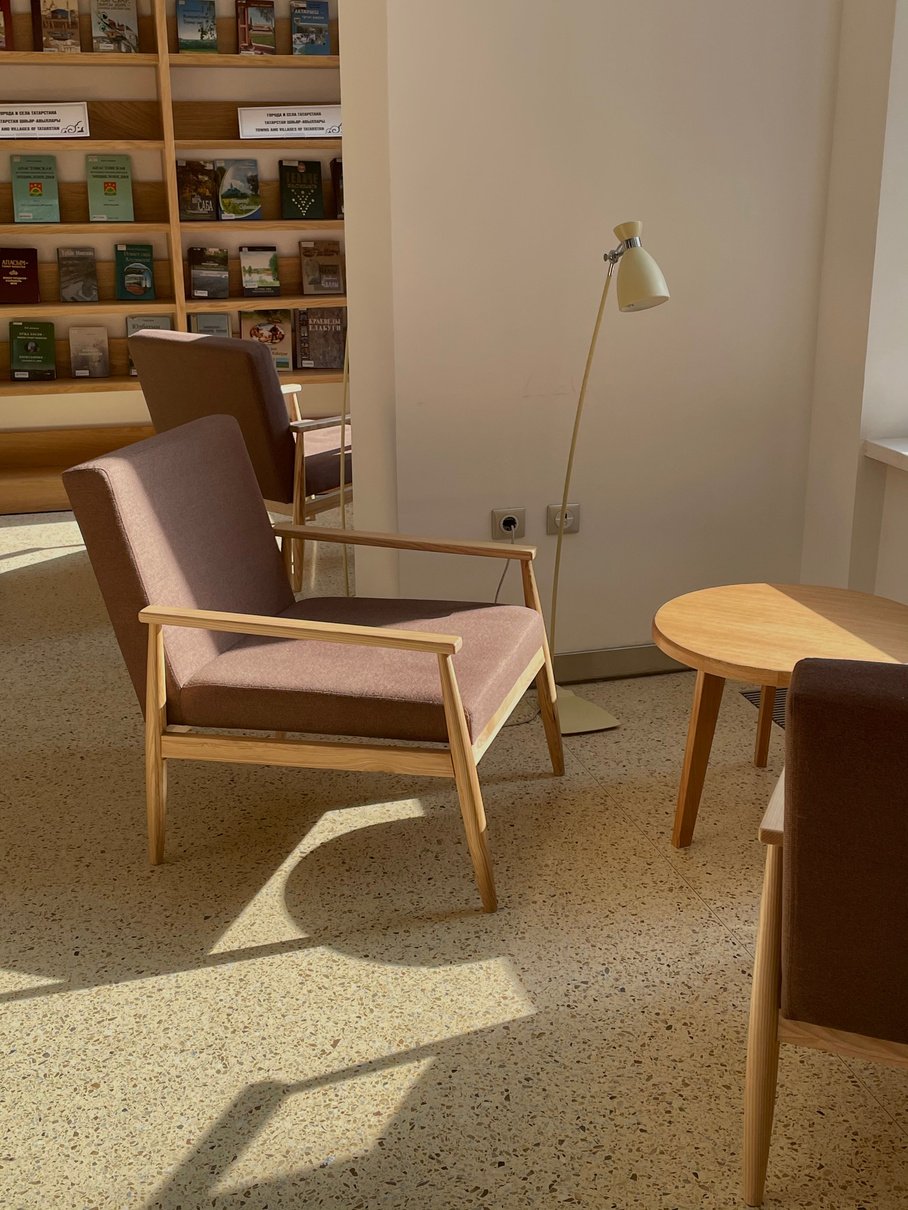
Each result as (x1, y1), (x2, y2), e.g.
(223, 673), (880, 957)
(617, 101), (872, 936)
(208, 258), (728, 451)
(1, 511), (907, 1209)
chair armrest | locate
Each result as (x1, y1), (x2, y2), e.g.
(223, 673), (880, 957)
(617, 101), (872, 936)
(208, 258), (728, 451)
(759, 771), (785, 846)
(272, 523), (537, 562)
(290, 415), (348, 433)
(138, 605), (461, 655)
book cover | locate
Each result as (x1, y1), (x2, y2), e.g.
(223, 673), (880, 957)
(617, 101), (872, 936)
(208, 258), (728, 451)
(31, 0), (80, 51)
(9, 320), (56, 380)
(187, 246), (229, 299)
(0, 0), (14, 49)
(0, 249), (40, 304)
(91, 0), (139, 51)
(125, 313), (173, 374)
(278, 160), (325, 220)
(299, 240), (344, 295)
(236, 0), (274, 54)
(69, 325), (110, 377)
(11, 156), (60, 224)
(115, 243), (155, 301)
(294, 305), (346, 370)
(290, 0), (329, 55)
(57, 246), (99, 303)
(176, 0), (217, 51)
(330, 157), (343, 219)
(176, 160), (218, 221)
(189, 312), (232, 338)
(86, 155), (134, 222)
(215, 159), (261, 221)
(239, 245), (280, 296)
(241, 309), (291, 370)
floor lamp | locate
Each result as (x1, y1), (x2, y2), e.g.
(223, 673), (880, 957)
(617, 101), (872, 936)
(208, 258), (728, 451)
(551, 220), (670, 735)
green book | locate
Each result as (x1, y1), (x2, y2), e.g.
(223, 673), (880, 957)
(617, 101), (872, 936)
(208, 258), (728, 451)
(11, 156), (60, 224)
(9, 320), (56, 381)
(86, 155), (135, 222)
(115, 243), (155, 301)
(278, 160), (325, 220)
(125, 313), (173, 374)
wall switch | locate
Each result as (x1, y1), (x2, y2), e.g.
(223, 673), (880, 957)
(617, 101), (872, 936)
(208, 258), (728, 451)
(491, 507), (526, 539)
(546, 504), (581, 535)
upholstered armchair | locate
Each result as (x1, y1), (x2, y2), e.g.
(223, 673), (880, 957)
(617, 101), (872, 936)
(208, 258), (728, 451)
(64, 415), (563, 913)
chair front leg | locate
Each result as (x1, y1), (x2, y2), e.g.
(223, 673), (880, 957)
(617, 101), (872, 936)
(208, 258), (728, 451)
(144, 623), (168, 864)
(520, 560), (565, 775)
(438, 654), (497, 912)
(291, 433), (307, 593)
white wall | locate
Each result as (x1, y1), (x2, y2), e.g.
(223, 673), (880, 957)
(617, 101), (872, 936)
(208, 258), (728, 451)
(352, 0), (842, 652)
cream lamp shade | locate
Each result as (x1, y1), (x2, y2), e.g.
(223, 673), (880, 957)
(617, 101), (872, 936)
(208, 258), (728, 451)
(613, 221), (670, 312)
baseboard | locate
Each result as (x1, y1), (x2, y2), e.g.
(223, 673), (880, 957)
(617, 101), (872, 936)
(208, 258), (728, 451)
(554, 643), (685, 684)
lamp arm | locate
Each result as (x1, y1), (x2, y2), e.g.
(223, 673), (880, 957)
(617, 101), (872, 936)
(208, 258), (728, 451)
(549, 258), (616, 656)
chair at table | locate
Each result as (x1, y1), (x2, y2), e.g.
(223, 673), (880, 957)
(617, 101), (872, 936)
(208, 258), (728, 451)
(63, 415), (563, 913)
(128, 328), (351, 591)
(743, 658), (908, 1206)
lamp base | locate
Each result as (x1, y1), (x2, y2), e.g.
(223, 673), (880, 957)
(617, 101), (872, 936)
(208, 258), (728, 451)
(556, 686), (620, 735)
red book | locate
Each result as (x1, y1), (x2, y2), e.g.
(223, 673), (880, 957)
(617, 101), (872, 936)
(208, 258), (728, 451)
(0, 249), (40, 304)
(0, 0), (14, 49)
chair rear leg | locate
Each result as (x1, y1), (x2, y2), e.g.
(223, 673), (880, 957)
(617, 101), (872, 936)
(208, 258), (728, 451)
(520, 560), (565, 775)
(145, 623), (168, 864)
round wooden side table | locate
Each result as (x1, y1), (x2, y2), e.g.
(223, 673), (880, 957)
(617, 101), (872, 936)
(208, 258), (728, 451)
(652, 583), (908, 848)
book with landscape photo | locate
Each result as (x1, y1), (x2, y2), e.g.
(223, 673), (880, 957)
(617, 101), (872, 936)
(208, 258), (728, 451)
(239, 245), (280, 296)
(9, 319), (56, 380)
(299, 240), (344, 295)
(115, 243), (155, 301)
(86, 155), (134, 221)
(294, 305), (346, 370)
(11, 156), (60, 223)
(189, 313), (232, 338)
(241, 309), (292, 370)
(91, 0), (139, 51)
(188, 246), (229, 298)
(176, 160), (218, 221)
(236, 0), (275, 54)
(290, 0), (329, 55)
(125, 314), (173, 374)
(57, 247), (99, 303)
(176, 0), (217, 51)
(278, 160), (324, 220)
(69, 325), (110, 377)
(31, 0), (80, 51)
(0, 249), (40, 305)
(1, 0), (15, 49)
(215, 159), (261, 221)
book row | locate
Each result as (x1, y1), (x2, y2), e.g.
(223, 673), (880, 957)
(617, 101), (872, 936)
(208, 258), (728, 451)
(0, 241), (345, 304)
(6, 307), (347, 380)
(3, 155), (343, 224)
(0, 0), (331, 55)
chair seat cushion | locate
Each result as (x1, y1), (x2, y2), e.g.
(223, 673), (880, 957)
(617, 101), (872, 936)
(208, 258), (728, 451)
(174, 597), (546, 743)
(302, 425), (352, 498)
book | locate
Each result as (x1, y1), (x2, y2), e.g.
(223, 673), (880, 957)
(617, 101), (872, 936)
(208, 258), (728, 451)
(239, 245), (280, 296)
(0, 0), (14, 49)
(91, 0), (139, 51)
(115, 243), (155, 301)
(86, 155), (134, 222)
(299, 240), (344, 295)
(11, 156), (60, 223)
(236, 0), (275, 54)
(8, 320), (56, 380)
(187, 246), (229, 299)
(294, 305), (346, 370)
(241, 309), (292, 370)
(176, 160), (218, 221)
(0, 249), (40, 304)
(176, 0), (217, 50)
(31, 0), (80, 51)
(290, 0), (330, 55)
(57, 247), (99, 303)
(330, 157), (343, 219)
(125, 314), (173, 374)
(278, 160), (325, 220)
(215, 159), (261, 221)
(69, 325), (110, 377)
(190, 312), (232, 338)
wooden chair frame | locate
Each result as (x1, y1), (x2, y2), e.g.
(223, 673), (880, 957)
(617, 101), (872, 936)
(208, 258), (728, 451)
(742, 778), (908, 1206)
(140, 527), (564, 913)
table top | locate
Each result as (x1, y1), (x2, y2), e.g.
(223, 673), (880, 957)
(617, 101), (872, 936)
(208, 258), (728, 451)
(652, 583), (908, 686)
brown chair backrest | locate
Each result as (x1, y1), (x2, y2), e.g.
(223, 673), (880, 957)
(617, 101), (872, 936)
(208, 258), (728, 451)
(64, 415), (294, 712)
(128, 329), (296, 505)
(782, 658), (908, 1044)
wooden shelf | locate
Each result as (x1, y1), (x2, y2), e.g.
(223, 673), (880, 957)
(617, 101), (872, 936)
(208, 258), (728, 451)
(0, 222), (171, 236)
(184, 294), (346, 313)
(3, 139), (165, 152)
(0, 51), (158, 66)
(179, 219), (344, 232)
(0, 376), (143, 396)
(173, 138), (342, 152)
(170, 53), (339, 69)
(0, 300), (178, 319)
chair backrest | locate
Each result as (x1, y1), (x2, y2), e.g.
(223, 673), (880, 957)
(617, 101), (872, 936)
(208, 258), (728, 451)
(64, 415), (294, 712)
(128, 329), (296, 505)
(782, 658), (908, 1045)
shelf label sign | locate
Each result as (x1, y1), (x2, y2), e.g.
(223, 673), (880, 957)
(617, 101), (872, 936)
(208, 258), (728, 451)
(238, 105), (341, 139)
(0, 102), (90, 139)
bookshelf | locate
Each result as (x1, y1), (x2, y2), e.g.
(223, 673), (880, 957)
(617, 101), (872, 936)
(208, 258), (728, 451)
(0, 0), (344, 508)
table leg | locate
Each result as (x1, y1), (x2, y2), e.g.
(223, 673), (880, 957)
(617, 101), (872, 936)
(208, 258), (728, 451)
(672, 671), (725, 848)
(753, 685), (775, 769)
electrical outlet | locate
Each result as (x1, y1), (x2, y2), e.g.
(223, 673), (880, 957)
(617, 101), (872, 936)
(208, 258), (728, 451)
(546, 503), (581, 535)
(491, 507), (526, 539)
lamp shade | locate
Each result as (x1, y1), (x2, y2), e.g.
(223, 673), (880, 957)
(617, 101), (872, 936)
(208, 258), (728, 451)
(613, 220), (669, 312)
